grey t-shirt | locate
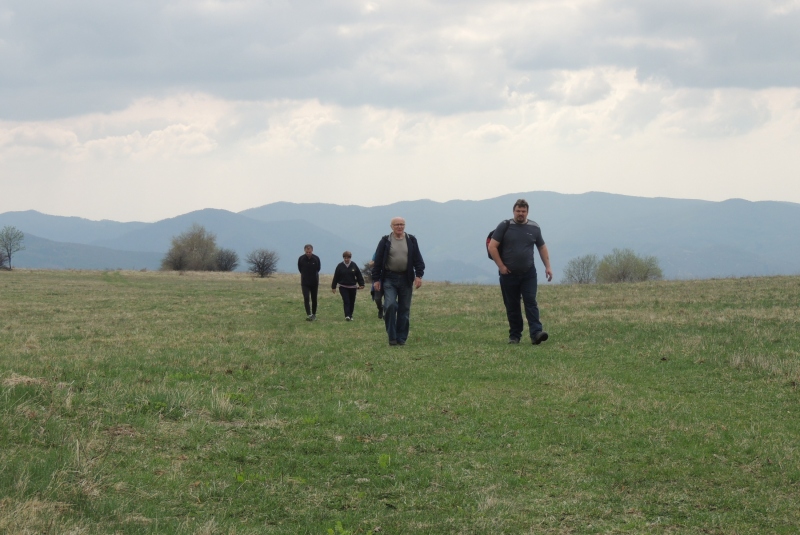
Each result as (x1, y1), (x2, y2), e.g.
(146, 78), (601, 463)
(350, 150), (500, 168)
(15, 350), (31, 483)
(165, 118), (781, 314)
(386, 234), (409, 272)
(492, 219), (545, 273)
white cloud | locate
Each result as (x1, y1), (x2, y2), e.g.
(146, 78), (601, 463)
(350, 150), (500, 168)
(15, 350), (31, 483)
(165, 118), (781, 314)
(1, 1), (800, 220)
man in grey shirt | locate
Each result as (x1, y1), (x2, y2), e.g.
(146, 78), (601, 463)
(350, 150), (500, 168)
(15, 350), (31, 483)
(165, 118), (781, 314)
(371, 217), (425, 346)
(487, 198), (553, 344)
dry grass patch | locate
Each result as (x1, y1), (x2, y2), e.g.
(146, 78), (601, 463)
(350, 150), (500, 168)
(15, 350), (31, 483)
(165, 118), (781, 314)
(2, 372), (49, 388)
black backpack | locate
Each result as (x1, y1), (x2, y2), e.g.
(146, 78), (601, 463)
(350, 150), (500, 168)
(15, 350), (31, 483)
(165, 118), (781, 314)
(486, 220), (511, 259)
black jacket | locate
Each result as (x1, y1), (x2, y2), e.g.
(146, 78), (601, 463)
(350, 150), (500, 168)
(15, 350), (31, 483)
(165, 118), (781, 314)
(371, 233), (425, 284)
(331, 262), (365, 289)
(297, 254), (321, 286)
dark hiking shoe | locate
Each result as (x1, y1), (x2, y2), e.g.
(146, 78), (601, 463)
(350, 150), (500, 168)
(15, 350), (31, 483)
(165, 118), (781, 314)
(389, 340), (398, 346)
(532, 331), (549, 345)
(306, 315), (313, 321)
(378, 309), (383, 319)
(397, 340), (406, 346)
(508, 337), (521, 344)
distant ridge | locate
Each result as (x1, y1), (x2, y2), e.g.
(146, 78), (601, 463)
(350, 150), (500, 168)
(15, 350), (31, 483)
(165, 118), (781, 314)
(3, 191), (800, 282)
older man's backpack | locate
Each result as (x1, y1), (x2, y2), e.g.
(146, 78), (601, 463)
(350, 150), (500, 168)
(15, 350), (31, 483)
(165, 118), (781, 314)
(486, 220), (511, 260)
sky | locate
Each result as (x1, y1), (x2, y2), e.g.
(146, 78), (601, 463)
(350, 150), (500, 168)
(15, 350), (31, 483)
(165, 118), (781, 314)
(1, 0), (799, 222)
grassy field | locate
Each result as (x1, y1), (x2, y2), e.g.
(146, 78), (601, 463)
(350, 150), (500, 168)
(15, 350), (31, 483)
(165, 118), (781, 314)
(1, 270), (799, 534)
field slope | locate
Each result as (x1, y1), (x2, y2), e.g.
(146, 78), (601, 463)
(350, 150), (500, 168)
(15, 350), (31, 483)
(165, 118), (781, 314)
(2, 270), (799, 534)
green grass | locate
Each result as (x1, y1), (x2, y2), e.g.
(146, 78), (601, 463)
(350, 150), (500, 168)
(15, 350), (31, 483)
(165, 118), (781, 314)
(1, 270), (799, 534)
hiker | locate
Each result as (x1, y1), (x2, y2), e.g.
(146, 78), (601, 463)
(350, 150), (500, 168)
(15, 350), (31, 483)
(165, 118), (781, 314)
(369, 258), (383, 319)
(371, 217), (425, 346)
(331, 251), (365, 321)
(297, 244), (321, 321)
(487, 198), (553, 345)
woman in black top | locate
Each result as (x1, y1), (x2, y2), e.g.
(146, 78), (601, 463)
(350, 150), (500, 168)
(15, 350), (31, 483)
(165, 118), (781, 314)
(331, 251), (365, 321)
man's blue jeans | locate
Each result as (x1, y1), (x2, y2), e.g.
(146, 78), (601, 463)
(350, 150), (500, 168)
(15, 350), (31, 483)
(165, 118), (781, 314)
(382, 272), (413, 343)
(499, 265), (542, 341)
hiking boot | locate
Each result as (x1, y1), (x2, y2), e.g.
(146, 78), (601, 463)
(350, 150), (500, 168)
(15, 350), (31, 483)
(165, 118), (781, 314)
(532, 331), (549, 345)
(306, 315), (313, 321)
(377, 309), (383, 319)
(508, 337), (520, 344)
(389, 340), (398, 346)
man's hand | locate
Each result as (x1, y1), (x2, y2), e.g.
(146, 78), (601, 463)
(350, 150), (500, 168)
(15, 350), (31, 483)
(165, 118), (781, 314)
(374, 281), (381, 291)
(499, 265), (511, 275)
(545, 268), (553, 282)
(414, 277), (422, 289)
(331, 288), (337, 294)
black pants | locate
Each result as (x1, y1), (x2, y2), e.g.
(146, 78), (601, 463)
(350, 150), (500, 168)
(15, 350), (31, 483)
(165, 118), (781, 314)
(339, 287), (357, 318)
(301, 284), (318, 315)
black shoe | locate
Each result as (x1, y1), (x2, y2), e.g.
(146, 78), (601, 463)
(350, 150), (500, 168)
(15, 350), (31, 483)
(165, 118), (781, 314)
(378, 309), (383, 319)
(397, 340), (406, 346)
(389, 340), (398, 346)
(532, 331), (549, 345)
(508, 337), (521, 344)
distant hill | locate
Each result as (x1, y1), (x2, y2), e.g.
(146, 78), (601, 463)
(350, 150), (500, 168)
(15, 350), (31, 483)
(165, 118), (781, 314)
(10, 234), (163, 271)
(4, 191), (800, 282)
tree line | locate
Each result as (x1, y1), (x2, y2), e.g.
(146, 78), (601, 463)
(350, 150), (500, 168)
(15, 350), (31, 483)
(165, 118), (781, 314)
(160, 223), (278, 278)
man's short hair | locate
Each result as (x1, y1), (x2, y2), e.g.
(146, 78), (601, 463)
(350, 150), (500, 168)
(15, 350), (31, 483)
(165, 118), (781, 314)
(513, 199), (529, 210)
(304, 244), (313, 251)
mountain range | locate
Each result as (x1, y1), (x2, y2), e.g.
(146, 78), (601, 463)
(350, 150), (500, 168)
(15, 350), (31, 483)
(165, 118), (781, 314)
(2, 191), (800, 283)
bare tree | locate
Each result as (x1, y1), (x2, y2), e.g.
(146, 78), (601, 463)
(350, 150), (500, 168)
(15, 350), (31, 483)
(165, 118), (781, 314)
(246, 249), (279, 278)
(0, 249), (8, 270)
(596, 248), (663, 283)
(215, 248), (239, 272)
(0, 226), (25, 270)
(362, 261), (373, 283)
(562, 254), (599, 284)
(161, 224), (218, 271)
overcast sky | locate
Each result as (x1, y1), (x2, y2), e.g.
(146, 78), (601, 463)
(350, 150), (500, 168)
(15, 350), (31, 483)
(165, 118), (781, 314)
(2, 0), (799, 222)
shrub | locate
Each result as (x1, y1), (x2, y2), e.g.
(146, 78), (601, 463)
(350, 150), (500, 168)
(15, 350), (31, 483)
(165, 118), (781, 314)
(563, 254), (599, 284)
(161, 224), (219, 271)
(596, 248), (663, 283)
(215, 248), (239, 272)
(246, 249), (279, 278)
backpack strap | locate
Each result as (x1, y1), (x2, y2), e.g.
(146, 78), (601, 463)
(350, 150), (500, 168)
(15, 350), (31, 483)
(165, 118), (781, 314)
(496, 219), (511, 243)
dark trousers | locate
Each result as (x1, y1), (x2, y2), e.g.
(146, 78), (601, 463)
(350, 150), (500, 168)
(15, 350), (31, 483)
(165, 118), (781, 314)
(499, 265), (542, 340)
(339, 287), (357, 318)
(301, 284), (318, 315)
(371, 284), (383, 310)
(383, 272), (413, 343)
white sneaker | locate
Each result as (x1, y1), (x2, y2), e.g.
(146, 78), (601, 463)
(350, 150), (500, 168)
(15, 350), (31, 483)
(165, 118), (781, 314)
(345, 316), (352, 321)
(306, 315), (313, 321)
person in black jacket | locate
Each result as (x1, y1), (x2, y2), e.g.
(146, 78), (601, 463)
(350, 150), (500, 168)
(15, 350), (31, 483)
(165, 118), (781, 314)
(331, 251), (365, 321)
(297, 244), (321, 321)
(371, 217), (425, 345)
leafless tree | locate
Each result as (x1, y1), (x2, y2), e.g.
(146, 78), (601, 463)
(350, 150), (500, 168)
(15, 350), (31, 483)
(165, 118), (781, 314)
(245, 249), (279, 278)
(215, 248), (239, 272)
(562, 254), (599, 284)
(0, 226), (25, 270)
